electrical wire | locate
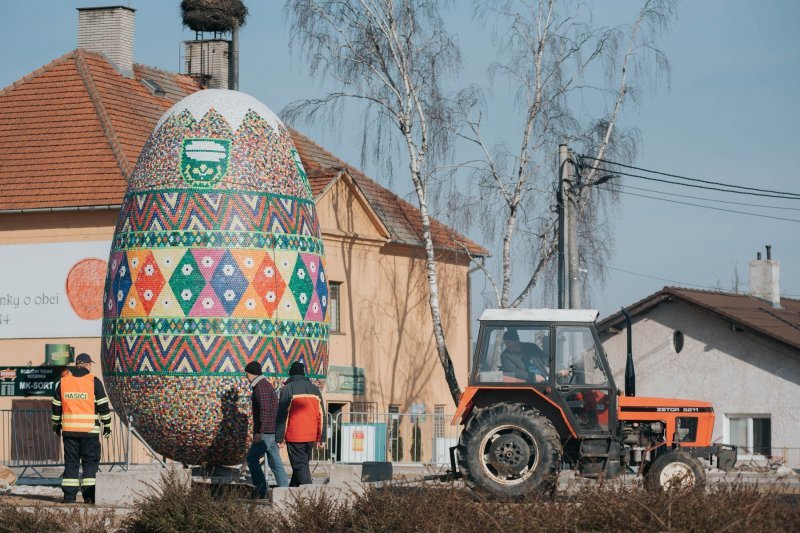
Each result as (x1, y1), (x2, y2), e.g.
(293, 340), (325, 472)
(606, 266), (720, 289)
(583, 166), (800, 200)
(606, 183), (800, 211)
(580, 155), (800, 198)
(573, 156), (800, 296)
(595, 186), (800, 223)
(607, 265), (800, 298)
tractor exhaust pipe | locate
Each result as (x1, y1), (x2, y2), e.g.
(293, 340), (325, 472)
(621, 307), (635, 397)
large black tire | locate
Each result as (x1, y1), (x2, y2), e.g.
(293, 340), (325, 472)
(457, 403), (562, 498)
(645, 450), (706, 491)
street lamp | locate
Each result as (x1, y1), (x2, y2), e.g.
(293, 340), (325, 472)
(557, 144), (618, 309)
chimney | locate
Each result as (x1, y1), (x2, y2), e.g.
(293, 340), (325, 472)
(749, 245), (781, 308)
(184, 39), (230, 90)
(77, 6), (135, 76)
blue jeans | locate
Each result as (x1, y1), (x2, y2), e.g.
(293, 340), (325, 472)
(247, 434), (288, 496)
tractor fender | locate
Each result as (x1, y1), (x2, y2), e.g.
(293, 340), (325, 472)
(454, 386), (577, 440)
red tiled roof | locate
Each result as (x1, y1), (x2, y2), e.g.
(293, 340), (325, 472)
(0, 49), (486, 256)
(0, 50), (198, 210)
(597, 287), (800, 353)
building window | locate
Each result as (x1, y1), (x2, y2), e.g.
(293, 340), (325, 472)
(727, 415), (771, 456)
(434, 405), (446, 438)
(351, 401), (377, 423)
(329, 281), (341, 333)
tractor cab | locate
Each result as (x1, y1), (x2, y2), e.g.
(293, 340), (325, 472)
(471, 309), (615, 436)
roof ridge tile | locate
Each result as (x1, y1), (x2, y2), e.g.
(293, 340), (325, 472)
(598, 286), (800, 353)
(134, 62), (196, 82)
(75, 49), (132, 179)
(0, 50), (78, 97)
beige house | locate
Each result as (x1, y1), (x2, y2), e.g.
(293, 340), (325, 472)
(0, 7), (485, 464)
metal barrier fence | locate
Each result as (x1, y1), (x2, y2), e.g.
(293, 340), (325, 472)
(316, 411), (461, 466)
(309, 413), (336, 463)
(1, 409), (466, 472)
(0, 409), (131, 470)
(9, 408), (797, 472)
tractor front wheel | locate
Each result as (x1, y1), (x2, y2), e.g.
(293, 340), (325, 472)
(457, 403), (562, 498)
(645, 450), (706, 491)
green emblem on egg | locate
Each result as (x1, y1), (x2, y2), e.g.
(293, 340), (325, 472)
(180, 138), (231, 188)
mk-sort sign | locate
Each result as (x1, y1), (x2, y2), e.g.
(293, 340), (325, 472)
(0, 366), (65, 397)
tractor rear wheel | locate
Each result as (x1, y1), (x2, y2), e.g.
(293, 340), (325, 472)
(645, 450), (706, 491)
(457, 403), (561, 498)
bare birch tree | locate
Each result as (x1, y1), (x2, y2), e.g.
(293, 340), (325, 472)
(284, 0), (464, 403)
(447, 0), (675, 309)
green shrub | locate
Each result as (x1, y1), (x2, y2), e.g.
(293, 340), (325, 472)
(3, 471), (797, 532)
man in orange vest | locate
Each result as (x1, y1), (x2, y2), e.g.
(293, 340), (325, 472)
(51, 353), (112, 504)
(275, 361), (326, 486)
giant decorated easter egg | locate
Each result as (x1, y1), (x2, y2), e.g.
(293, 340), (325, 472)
(101, 90), (329, 465)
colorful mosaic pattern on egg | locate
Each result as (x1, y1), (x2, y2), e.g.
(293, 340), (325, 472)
(101, 90), (328, 465)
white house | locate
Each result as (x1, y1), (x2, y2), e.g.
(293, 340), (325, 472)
(597, 249), (800, 466)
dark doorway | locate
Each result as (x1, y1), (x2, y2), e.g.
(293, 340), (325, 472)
(327, 402), (347, 462)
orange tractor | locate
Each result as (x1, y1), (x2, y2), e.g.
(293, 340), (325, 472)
(452, 308), (736, 497)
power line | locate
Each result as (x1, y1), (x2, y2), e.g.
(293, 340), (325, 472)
(607, 265), (800, 298)
(606, 266), (719, 289)
(596, 186), (800, 223)
(580, 155), (800, 198)
(608, 183), (800, 211)
(584, 166), (800, 200)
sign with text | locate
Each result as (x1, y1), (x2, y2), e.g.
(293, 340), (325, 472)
(340, 423), (387, 463)
(0, 241), (110, 338)
(326, 365), (366, 395)
(0, 366), (65, 397)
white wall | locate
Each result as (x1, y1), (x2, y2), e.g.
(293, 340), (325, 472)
(601, 300), (800, 465)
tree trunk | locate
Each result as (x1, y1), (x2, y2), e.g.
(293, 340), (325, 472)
(410, 162), (462, 405)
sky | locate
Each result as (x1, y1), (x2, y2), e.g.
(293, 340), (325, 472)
(2, 1), (799, 319)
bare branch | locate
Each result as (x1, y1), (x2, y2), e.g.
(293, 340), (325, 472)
(285, 0), (464, 403)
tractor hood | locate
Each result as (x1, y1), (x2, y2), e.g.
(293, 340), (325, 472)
(618, 395), (714, 413)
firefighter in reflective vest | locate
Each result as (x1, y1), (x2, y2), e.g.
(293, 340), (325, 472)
(51, 353), (112, 504)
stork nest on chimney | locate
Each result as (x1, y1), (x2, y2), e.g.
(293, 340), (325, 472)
(180, 0), (248, 33)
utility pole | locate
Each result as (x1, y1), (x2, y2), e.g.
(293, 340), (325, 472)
(567, 148), (580, 309)
(557, 148), (616, 310)
(557, 144), (569, 309)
